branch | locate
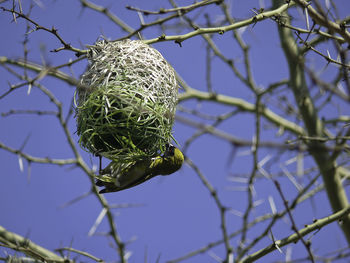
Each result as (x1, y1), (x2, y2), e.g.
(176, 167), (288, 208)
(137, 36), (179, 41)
(273, 179), (315, 262)
(1, 7), (86, 56)
(0, 141), (77, 165)
(186, 158), (233, 262)
(0, 57), (79, 86)
(293, 0), (350, 45)
(273, 0), (350, 244)
(143, 1), (295, 45)
(176, 115), (304, 150)
(295, 32), (350, 69)
(126, 0), (222, 15)
(79, 0), (134, 34)
(168, 172), (324, 263)
(0, 225), (68, 263)
(56, 247), (104, 262)
(179, 87), (305, 136)
(241, 205), (350, 263)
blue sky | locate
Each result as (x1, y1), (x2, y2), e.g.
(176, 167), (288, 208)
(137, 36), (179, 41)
(1, 0), (350, 262)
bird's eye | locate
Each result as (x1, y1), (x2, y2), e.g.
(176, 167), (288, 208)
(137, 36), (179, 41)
(164, 144), (175, 157)
(168, 146), (175, 155)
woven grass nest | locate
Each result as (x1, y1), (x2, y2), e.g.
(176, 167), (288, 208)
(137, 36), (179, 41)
(75, 40), (178, 161)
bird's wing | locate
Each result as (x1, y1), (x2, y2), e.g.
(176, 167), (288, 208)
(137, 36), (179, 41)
(97, 159), (155, 193)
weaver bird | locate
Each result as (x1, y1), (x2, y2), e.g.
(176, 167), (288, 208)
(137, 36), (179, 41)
(96, 144), (184, 193)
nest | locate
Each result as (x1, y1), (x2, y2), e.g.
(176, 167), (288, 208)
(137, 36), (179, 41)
(75, 40), (178, 161)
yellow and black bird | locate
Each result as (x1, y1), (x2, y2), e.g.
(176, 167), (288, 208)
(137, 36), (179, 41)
(96, 144), (184, 193)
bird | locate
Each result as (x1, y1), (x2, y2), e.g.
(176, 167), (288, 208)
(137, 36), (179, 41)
(95, 144), (184, 193)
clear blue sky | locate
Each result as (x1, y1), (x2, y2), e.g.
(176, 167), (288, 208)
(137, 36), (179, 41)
(1, 0), (350, 262)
